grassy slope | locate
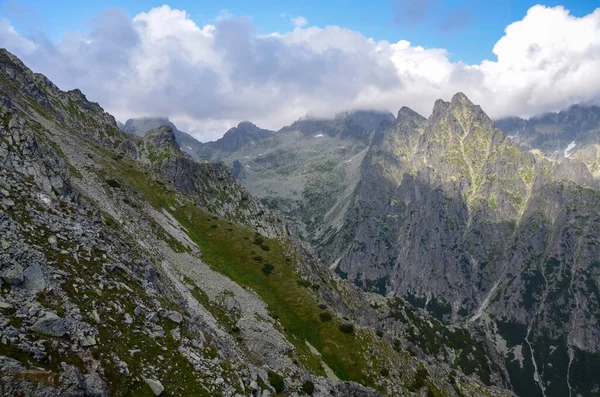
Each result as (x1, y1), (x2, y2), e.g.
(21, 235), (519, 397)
(106, 155), (394, 390)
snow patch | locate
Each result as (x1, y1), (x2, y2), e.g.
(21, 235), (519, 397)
(314, 133), (324, 138)
(564, 141), (576, 158)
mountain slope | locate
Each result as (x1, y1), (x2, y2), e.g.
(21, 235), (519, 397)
(0, 49), (513, 397)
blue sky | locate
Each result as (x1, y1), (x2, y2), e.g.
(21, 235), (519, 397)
(1, 1), (599, 140)
(3, 0), (599, 64)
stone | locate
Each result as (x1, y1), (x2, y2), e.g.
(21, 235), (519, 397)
(0, 188), (9, 196)
(1, 240), (9, 249)
(143, 377), (164, 396)
(30, 312), (67, 337)
(79, 334), (97, 347)
(168, 311), (183, 324)
(48, 235), (57, 248)
(84, 373), (109, 397)
(134, 305), (142, 316)
(124, 313), (133, 324)
(215, 377), (224, 385)
(1, 262), (23, 285)
(0, 300), (13, 310)
(23, 263), (46, 293)
(1, 199), (14, 208)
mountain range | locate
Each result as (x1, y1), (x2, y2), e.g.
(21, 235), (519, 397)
(2, 46), (600, 397)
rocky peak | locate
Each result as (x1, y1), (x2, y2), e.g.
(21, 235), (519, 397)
(122, 117), (177, 137)
(210, 121), (274, 152)
(397, 106), (425, 122)
(145, 126), (179, 152)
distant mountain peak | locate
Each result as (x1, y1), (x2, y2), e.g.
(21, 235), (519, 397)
(397, 106), (426, 122)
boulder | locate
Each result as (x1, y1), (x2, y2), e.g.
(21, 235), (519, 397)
(23, 263), (46, 293)
(84, 373), (109, 397)
(30, 312), (67, 337)
(167, 310), (183, 324)
(1, 262), (23, 285)
(143, 377), (164, 396)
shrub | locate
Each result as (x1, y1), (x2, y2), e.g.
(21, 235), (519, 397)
(318, 304), (327, 310)
(262, 263), (274, 276)
(260, 244), (270, 251)
(267, 370), (284, 393)
(301, 380), (315, 395)
(297, 279), (312, 288)
(339, 323), (354, 334)
(380, 368), (390, 377)
(105, 179), (121, 188)
(253, 235), (265, 246)
(376, 329), (384, 338)
(319, 312), (332, 322)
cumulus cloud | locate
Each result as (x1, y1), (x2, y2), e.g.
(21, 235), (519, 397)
(1, 4), (600, 141)
(291, 16), (308, 28)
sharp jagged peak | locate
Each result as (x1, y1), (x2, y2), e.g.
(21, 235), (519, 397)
(397, 106), (426, 122)
(429, 92), (495, 132)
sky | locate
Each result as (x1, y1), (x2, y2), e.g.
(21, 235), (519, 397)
(1, 0), (600, 141)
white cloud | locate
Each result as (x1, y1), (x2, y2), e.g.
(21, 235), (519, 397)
(1, 5), (600, 141)
(291, 16), (308, 28)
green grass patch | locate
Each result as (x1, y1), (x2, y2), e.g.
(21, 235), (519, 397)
(107, 157), (390, 389)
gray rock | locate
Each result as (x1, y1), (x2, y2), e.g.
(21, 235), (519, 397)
(0, 300), (13, 310)
(23, 263), (46, 292)
(1, 262), (23, 285)
(79, 334), (97, 347)
(143, 377), (165, 396)
(84, 373), (109, 397)
(30, 312), (67, 337)
(168, 310), (183, 323)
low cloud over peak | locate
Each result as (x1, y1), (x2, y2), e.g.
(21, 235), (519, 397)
(2, 4), (600, 141)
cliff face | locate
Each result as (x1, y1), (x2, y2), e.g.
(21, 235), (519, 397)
(323, 94), (600, 397)
(0, 48), (514, 397)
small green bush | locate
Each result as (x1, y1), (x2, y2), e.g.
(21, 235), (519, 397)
(319, 312), (332, 322)
(105, 179), (121, 188)
(376, 329), (384, 338)
(380, 368), (390, 377)
(262, 263), (274, 276)
(260, 244), (270, 251)
(268, 370), (284, 393)
(339, 323), (354, 334)
(301, 380), (315, 395)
